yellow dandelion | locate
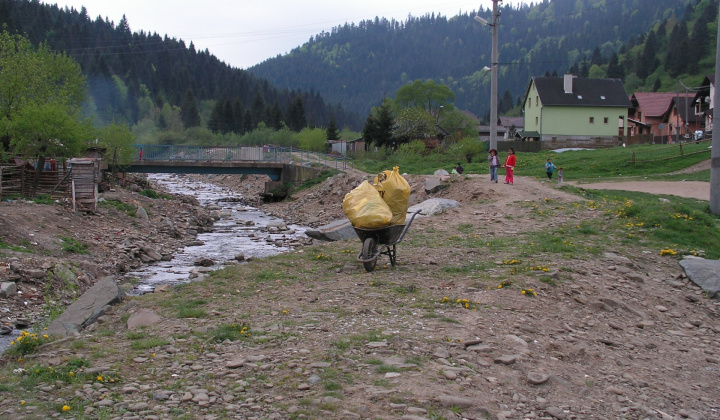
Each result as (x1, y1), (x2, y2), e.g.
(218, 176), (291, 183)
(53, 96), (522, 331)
(96, 375), (104, 382)
(498, 285), (503, 289)
(521, 290), (526, 295)
(62, 405), (71, 411)
(20, 401), (26, 406)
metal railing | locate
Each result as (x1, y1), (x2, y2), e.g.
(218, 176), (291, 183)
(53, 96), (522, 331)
(134, 145), (350, 171)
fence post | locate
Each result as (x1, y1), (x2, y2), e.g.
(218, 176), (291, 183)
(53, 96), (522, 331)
(679, 143), (683, 156)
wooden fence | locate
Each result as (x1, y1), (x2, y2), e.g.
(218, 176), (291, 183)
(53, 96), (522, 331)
(628, 138), (712, 164)
(0, 165), (70, 199)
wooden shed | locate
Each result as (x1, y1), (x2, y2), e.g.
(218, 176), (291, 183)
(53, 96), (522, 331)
(68, 158), (101, 212)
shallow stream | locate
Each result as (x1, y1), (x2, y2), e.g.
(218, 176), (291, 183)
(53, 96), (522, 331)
(126, 173), (308, 294)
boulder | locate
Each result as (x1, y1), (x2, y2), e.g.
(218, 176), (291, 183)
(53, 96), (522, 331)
(680, 256), (720, 298)
(135, 206), (149, 220)
(47, 276), (124, 337)
(0, 282), (17, 298)
(409, 198), (460, 216)
(305, 219), (357, 242)
(424, 177), (444, 194)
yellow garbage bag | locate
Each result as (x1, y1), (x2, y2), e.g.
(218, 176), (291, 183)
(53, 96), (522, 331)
(342, 181), (392, 229)
(373, 166), (411, 225)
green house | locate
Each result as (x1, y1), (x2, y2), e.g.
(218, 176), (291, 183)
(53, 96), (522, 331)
(522, 74), (631, 142)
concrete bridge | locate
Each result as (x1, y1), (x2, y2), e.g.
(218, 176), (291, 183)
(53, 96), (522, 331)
(109, 145), (349, 197)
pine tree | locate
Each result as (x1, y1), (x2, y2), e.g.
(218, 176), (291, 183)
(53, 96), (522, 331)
(326, 114), (339, 140)
(180, 88), (201, 128)
(636, 30), (658, 80)
(232, 99), (244, 134)
(287, 97), (307, 132)
(207, 101), (224, 133)
(222, 99), (234, 134)
(606, 52), (624, 80)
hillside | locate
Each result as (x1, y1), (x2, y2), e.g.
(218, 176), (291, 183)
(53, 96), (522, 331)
(0, 0), (361, 130)
(248, 0), (695, 119)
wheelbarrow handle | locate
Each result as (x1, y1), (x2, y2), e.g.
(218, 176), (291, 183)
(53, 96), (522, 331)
(391, 209), (422, 245)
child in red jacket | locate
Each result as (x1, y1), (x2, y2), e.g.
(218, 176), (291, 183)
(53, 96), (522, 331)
(503, 148), (516, 184)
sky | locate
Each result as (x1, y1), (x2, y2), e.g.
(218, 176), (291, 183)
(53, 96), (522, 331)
(45, 0), (533, 70)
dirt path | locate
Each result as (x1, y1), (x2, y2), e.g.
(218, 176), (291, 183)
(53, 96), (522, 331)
(571, 180), (710, 200)
(567, 159), (711, 200)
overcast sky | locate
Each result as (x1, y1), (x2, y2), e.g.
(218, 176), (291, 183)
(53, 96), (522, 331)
(45, 0), (533, 69)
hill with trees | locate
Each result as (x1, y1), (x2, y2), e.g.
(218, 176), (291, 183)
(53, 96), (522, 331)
(0, 0), (361, 136)
(249, 0), (707, 122)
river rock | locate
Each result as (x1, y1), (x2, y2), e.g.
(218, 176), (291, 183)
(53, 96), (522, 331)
(194, 257), (215, 267)
(135, 206), (149, 220)
(47, 276), (124, 337)
(127, 309), (162, 330)
(0, 282), (17, 298)
(680, 257), (720, 297)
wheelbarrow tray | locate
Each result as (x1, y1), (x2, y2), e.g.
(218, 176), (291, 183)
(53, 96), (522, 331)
(353, 224), (406, 246)
(354, 210), (422, 272)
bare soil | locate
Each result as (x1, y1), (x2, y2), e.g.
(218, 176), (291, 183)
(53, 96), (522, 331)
(1, 171), (719, 420)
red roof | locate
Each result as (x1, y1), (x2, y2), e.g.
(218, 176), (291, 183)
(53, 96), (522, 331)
(631, 92), (691, 117)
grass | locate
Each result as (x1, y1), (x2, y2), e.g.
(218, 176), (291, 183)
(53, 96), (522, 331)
(0, 239), (34, 253)
(352, 141), (712, 181)
(59, 236), (89, 254)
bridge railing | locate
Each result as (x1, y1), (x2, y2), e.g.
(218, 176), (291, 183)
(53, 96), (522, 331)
(135, 145), (350, 171)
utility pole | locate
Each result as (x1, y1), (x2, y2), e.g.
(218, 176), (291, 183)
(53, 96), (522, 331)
(489, 0), (500, 151)
(711, 4), (720, 214)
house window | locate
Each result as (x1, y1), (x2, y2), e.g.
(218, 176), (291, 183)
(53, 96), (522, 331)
(535, 96), (538, 106)
(603, 117), (609, 124)
(589, 117), (595, 124)
(535, 116), (538, 126)
(527, 99), (531, 108)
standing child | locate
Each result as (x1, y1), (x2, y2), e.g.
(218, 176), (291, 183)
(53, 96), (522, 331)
(488, 149), (499, 183)
(503, 148), (516, 184)
(545, 158), (556, 180)
(557, 167), (564, 183)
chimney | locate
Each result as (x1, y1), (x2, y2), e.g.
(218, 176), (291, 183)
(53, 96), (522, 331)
(564, 74), (574, 94)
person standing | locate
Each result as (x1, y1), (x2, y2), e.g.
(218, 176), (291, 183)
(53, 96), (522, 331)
(557, 167), (564, 183)
(455, 163), (464, 174)
(488, 149), (500, 183)
(545, 158), (556, 180)
(138, 147), (144, 161)
(503, 148), (516, 184)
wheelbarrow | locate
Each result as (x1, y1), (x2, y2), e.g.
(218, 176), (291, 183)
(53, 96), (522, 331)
(354, 210), (422, 272)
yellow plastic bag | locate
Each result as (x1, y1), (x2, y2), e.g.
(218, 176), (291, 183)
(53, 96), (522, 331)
(373, 166), (411, 225)
(342, 181), (392, 229)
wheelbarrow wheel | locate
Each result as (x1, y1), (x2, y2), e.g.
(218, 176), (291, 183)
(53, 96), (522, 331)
(362, 237), (378, 272)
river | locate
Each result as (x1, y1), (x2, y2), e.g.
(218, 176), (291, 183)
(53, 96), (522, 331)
(125, 173), (309, 294)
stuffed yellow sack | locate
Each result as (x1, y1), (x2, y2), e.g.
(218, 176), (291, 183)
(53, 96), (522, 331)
(342, 180), (392, 229)
(373, 166), (411, 225)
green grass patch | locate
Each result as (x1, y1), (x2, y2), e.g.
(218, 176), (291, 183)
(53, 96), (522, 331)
(130, 337), (169, 350)
(0, 239), (34, 253)
(100, 199), (135, 214)
(59, 236), (89, 254)
(31, 194), (54, 205)
(207, 322), (252, 342)
(140, 189), (159, 198)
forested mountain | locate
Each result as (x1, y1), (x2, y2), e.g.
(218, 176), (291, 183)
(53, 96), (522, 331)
(249, 0), (696, 121)
(0, 0), (361, 132)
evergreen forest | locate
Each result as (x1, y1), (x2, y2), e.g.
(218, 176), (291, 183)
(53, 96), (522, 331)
(0, 0), (361, 138)
(249, 0), (718, 122)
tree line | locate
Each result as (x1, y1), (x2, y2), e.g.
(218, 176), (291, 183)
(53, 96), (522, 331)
(249, 0), (691, 122)
(0, 0), (361, 132)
